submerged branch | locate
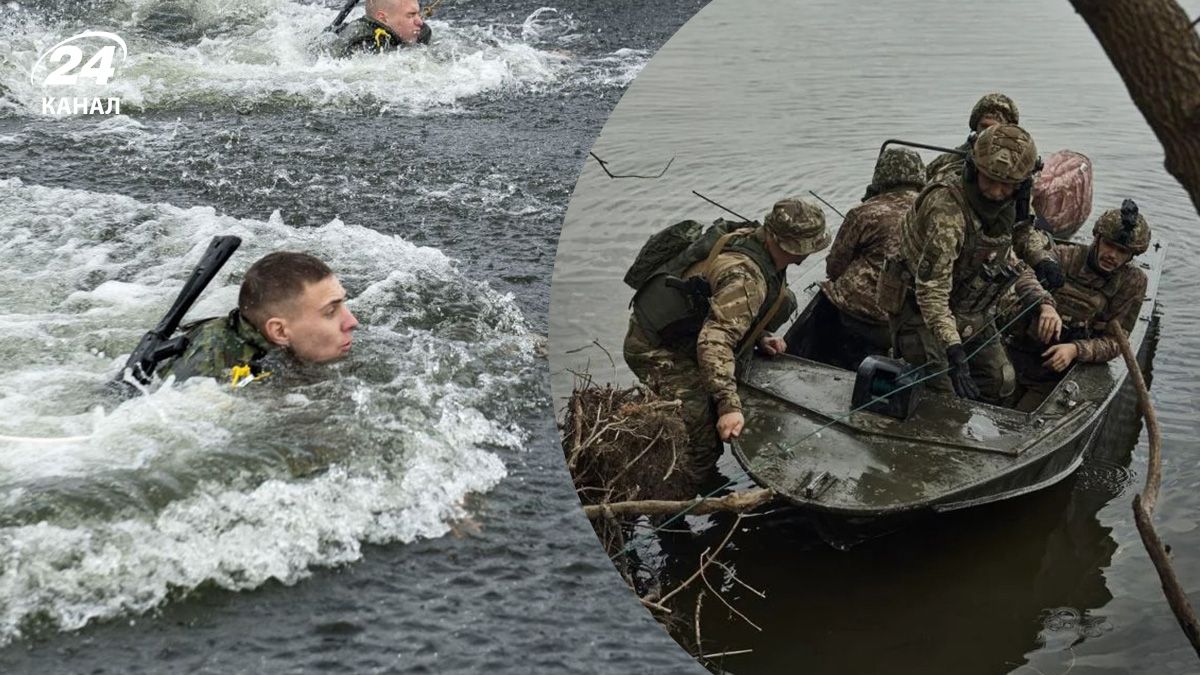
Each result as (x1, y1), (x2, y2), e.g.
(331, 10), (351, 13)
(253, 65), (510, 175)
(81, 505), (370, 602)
(581, 488), (775, 519)
(1112, 322), (1200, 657)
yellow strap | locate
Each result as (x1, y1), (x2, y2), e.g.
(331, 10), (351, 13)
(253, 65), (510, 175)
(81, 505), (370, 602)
(374, 27), (389, 49)
(230, 365), (271, 388)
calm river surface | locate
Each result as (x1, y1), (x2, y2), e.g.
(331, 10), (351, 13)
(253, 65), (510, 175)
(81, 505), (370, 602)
(0, 0), (709, 672)
(549, 0), (1200, 673)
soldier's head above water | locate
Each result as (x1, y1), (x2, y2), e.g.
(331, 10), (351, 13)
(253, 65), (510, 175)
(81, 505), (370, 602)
(240, 252), (359, 364)
(329, 0), (431, 57)
(366, 0), (426, 45)
(155, 251), (359, 384)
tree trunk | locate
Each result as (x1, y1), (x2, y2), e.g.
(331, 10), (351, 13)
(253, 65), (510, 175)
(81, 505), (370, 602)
(1069, 0), (1200, 214)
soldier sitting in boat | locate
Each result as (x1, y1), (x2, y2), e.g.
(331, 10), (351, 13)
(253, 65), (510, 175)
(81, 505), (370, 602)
(926, 92), (1020, 184)
(810, 148), (925, 369)
(330, 0), (431, 58)
(624, 199), (829, 486)
(159, 252), (359, 384)
(878, 123), (1061, 404)
(1005, 201), (1151, 410)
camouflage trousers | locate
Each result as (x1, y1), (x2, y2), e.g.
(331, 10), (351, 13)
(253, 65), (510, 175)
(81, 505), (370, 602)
(890, 300), (1016, 404)
(623, 317), (723, 479)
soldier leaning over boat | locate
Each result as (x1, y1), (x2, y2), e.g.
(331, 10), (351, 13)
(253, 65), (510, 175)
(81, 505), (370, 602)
(878, 123), (1063, 404)
(815, 148), (926, 368)
(623, 199), (830, 485)
(1005, 201), (1152, 409)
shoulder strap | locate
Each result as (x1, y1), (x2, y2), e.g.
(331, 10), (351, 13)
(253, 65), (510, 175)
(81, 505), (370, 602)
(736, 283), (788, 359)
(701, 228), (753, 274)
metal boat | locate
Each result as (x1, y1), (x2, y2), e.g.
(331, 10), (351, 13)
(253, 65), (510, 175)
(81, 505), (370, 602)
(731, 240), (1164, 518)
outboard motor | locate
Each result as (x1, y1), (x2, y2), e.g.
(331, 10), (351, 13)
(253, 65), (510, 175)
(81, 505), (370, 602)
(851, 355), (922, 420)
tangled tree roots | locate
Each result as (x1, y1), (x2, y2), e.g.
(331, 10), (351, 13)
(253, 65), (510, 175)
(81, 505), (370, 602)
(563, 380), (700, 507)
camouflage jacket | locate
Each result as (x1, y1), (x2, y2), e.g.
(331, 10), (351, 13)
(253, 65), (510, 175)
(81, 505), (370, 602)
(687, 231), (786, 417)
(329, 17), (430, 58)
(157, 310), (277, 384)
(821, 188), (916, 324)
(1052, 243), (1147, 363)
(899, 183), (1054, 348)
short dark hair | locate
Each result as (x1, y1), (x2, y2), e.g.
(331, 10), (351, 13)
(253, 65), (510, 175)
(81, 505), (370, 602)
(238, 252), (333, 328)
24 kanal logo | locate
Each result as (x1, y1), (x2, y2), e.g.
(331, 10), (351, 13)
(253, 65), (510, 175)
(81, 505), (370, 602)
(31, 31), (128, 116)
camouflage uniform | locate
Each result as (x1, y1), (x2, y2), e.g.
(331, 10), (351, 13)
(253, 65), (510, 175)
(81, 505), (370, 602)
(1008, 206), (1150, 399)
(329, 17), (431, 57)
(625, 199), (828, 477)
(821, 148), (925, 359)
(926, 93), (1020, 184)
(158, 310), (277, 384)
(885, 125), (1055, 402)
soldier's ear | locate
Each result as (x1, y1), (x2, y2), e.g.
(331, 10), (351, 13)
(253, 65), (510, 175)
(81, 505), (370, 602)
(262, 317), (290, 347)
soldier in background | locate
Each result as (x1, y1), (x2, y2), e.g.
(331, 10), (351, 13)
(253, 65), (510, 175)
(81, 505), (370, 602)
(330, 0), (431, 58)
(926, 93), (1021, 184)
(1006, 201), (1151, 409)
(159, 252), (358, 384)
(816, 148), (925, 368)
(879, 123), (1060, 403)
(624, 198), (830, 483)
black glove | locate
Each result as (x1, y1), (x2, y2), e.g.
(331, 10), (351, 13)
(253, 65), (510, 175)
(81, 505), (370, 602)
(945, 344), (980, 400)
(1033, 258), (1064, 291)
(1014, 178), (1034, 224)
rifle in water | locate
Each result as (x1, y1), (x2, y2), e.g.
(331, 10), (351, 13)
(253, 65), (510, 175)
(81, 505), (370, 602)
(116, 235), (242, 388)
(327, 0), (362, 31)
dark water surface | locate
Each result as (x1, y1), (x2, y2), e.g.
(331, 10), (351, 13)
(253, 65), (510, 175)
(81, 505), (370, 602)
(0, 0), (710, 672)
(550, 0), (1200, 673)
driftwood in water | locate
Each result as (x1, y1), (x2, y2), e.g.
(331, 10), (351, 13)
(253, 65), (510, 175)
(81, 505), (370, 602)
(582, 488), (775, 520)
(1069, 0), (1200, 214)
(1112, 323), (1200, 657)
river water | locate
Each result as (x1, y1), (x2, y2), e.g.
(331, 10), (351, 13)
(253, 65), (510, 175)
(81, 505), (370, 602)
(549, 0), (1200, 673)
(0, 0), (710, 672)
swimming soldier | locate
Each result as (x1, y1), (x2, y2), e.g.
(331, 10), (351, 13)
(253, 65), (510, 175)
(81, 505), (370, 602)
(878, 123), (1061, 403)
(816, 148), (926, 367)
(158, 252), (359, 384)
(1005, 201), (1152, 408)
(624, 198), (829, 483)
(925, 92), (1021, 185)
(330, 0), (430, 57)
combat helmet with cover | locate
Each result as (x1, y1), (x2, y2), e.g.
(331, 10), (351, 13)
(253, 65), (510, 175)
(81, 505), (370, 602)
(970, 123), (1039, 184)
(1092, 199), (1151, 255)
(968, 93), (1020, 131)
(867, 148), (925, 199)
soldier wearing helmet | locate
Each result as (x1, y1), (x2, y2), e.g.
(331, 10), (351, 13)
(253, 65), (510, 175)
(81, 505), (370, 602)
(624, 197), (829, 483)
(879, 123), (1059, 403)
(816, 148), (925, 367)
(1006, 200), (1152, 405)
(926, 93), (1020, 184)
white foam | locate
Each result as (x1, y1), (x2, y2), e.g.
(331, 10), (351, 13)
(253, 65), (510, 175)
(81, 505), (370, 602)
(0, 1), (604, 114)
